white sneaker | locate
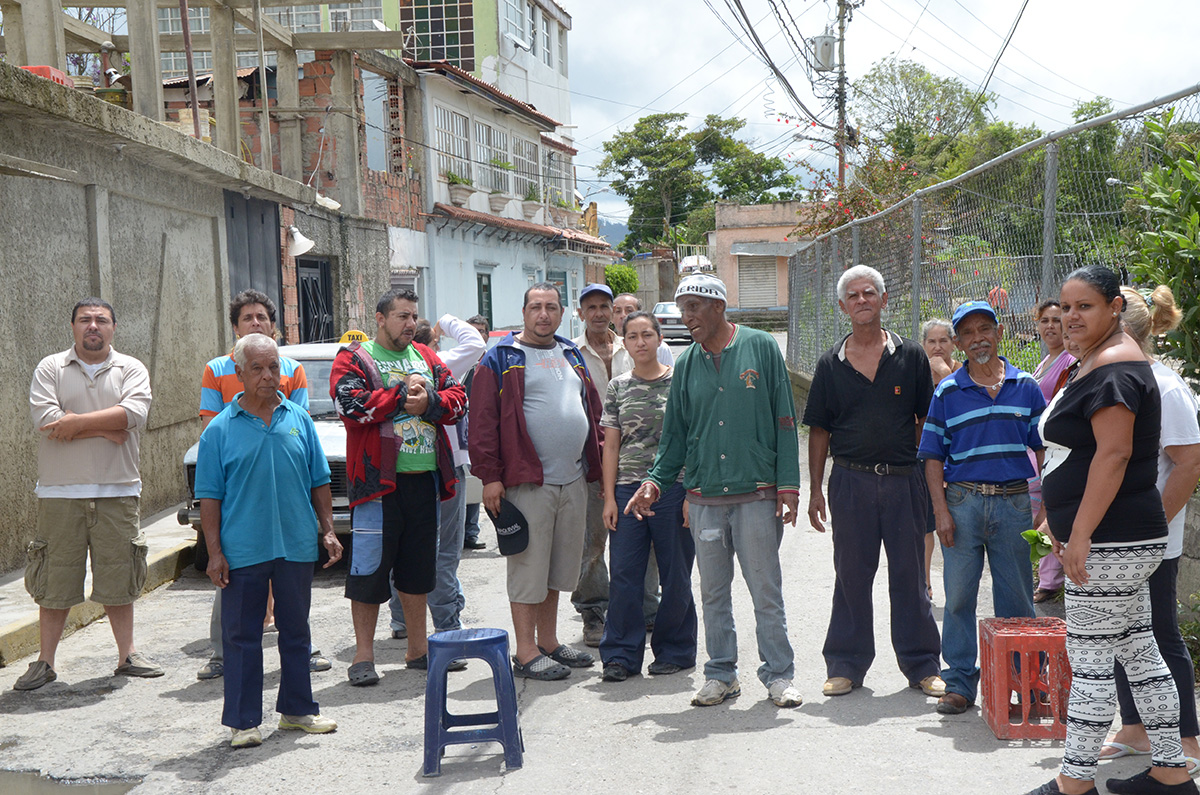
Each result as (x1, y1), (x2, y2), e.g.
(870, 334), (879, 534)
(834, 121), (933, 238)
(230, 726), (262, 748)
(278, 713), (338, 734)
(767, 678), (803, 707)
(691, 677), (741, 706)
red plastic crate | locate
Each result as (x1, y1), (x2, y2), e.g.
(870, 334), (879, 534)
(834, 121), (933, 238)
(979, 617), (1072, 740)
(19, 66), (70, 86)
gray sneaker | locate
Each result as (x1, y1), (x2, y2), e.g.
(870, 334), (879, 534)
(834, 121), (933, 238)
(309, 652), (332, 672)
(767, 678), (803, 707)
(691, 677), (741, 706)
(196, 660), (224, 680)
(115, 651), (164, 678)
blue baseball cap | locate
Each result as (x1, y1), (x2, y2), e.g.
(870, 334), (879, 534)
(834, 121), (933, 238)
(951, 300), (998, 331)
(579, 283), (613, 303)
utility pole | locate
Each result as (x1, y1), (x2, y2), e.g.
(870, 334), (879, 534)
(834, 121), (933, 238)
(836, 0), (847, 191)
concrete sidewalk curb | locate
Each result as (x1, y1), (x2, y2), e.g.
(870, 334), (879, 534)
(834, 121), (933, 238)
(0, 540), (196, 668)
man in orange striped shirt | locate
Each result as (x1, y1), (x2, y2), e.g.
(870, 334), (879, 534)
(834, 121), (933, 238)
(195, 290), (328, 680)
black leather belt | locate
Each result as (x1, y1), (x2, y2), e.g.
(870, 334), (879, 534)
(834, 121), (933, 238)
(954, 480), (1029, 496)
(833, 457), (912, 476)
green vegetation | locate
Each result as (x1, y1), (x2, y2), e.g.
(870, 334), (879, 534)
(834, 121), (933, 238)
(605, 263), (639, 296)
(1126, 109), (1200, 373)
(444, 171), (472, 186)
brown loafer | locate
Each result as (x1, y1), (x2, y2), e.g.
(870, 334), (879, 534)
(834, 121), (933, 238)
(1033, 588), (1060, 604)
(936, 692), (973, 714)
(822, 676), (859, 696)
(911, 675), (947, 697)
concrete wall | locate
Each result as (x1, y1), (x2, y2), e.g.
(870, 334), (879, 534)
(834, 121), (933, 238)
(0, 114), (229, 573)
(712, 201), (812, 309)
(0, 63), (392, 573)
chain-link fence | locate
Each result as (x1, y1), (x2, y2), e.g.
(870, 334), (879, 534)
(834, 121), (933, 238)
(787, 83), (1200, 377)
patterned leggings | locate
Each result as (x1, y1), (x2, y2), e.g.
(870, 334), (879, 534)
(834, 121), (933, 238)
(1061, 539), (1184, 781)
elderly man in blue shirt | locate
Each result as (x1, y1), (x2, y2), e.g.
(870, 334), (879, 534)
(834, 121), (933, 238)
(919, 301), (1045, 716)
(195, 333), (343, 748)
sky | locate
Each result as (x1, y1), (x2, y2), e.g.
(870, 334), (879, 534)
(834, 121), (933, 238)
(557, 0), (1200, 225)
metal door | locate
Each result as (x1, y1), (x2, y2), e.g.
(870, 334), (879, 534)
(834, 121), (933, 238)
(297, 258), (334, 342)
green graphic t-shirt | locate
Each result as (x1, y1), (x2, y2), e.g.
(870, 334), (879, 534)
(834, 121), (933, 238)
(362, 340), (436, 473)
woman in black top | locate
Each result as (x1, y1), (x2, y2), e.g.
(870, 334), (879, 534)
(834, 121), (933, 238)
(1024, 266), (1192, 795)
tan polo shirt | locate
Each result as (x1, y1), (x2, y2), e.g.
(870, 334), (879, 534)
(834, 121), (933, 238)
(30, 346), (152, 497)
(572, 328), (623, 395)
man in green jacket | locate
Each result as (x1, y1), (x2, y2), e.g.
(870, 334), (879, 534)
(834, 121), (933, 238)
(626, 274), (803, 709)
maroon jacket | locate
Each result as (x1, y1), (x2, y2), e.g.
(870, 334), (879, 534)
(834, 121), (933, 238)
(468, 332), (603, 488)
(331, 341), (466, 507)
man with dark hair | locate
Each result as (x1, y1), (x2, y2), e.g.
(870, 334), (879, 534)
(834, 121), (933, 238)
(18, 298), (159, 690)
(332, 289), (467, 686)
(612, 293), (673, 368)
(196, 289), (326, 681)
(470, 282), (602, 681)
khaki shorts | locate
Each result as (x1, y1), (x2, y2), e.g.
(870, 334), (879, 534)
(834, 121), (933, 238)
(505, 478), (587, 604)
(26, 497), (147, 609)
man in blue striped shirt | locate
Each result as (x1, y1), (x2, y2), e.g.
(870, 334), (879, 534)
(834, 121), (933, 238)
(918, 301), (1045, 715)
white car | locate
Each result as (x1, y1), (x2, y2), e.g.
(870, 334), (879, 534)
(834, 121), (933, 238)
(652, 301), (691, 342)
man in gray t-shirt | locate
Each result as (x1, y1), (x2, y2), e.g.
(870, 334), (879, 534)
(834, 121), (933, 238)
(514, 340), (589, 485)
(468, 283), (604, 682)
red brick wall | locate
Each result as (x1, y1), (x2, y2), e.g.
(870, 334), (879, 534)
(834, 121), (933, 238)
(279, 205), (300, 345)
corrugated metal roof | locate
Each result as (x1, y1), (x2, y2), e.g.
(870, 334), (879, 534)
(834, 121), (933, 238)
(408, 60), (562, 130)
(161, 66), (263, 88)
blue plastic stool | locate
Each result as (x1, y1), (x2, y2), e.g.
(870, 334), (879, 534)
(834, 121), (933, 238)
(423, 628), (524, 776)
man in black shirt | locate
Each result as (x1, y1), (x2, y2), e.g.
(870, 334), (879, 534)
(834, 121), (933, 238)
(803, 265), (944, 700)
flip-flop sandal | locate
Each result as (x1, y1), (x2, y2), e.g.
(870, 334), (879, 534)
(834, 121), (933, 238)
(1098, 741), (1150, 760)
(347, 661), (379, 687)
(512, 654), (570, 681)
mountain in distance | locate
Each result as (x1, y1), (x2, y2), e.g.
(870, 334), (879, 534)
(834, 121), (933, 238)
(598, 218), (629, 247)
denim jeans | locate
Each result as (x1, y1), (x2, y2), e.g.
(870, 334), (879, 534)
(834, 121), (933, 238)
(390, 468), (462, 633)
(940, 482), (1036, 701)
(600, 483), (696, 672)
(571, 480), (661, 623)
(690, 497), (794, 687)
(463, 502), (481, 544)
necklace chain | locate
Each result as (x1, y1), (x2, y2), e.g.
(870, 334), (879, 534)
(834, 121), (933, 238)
(967, 366), (1004, 391)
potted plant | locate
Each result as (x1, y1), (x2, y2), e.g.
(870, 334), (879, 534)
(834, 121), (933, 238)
(521, 183), (541, 221)
(488, 190), (510, 214)
(444, 172), (475, 207)
(549, 196), (569, 227)
(563, 202), (583, 229)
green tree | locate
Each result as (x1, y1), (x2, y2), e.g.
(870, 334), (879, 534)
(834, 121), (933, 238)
(850, 59), (990, 149)
(1126, 109), (1200, 372)
(599, 113), (799, 251)
(598, 113), (711, 250)
(605, 263), (639, 296)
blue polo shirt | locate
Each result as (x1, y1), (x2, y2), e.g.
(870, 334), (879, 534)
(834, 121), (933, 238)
(194, 392), (331, 570)
(918, 358), (1045, 483)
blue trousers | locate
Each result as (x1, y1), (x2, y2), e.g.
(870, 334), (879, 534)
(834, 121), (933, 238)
(222, 558), (318, 730)
(823, 466), (941, 684)
(940, 483), (1036, 702)
(601, 483), (697, 672)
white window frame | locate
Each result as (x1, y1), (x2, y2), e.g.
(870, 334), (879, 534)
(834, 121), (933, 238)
(558, 25), (568, 76)
(434, 105), (471, 183)
(502, 0), (525, 43)
(512, 137), (540, 201)
(541, 15), (552, 68)
(475, 120), (511, 194)
(527, 2), (538, 57)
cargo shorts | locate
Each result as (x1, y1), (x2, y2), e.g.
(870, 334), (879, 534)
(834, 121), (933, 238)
(25, 496), (148, 609)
